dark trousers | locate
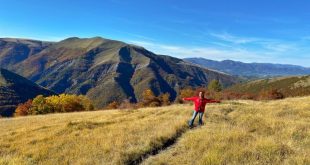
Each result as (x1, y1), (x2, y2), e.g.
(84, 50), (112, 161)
(188, 111), (204, 127)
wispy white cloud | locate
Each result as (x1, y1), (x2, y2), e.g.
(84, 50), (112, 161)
(209, 32), (298, 53)
(112, 30), (156, 41)
(210, 32), (259, 44)
(0, 35), (67, 42)
(128, 38), (310, 67)
(128, 40), (266, 62)
(260, 41), (297, 52)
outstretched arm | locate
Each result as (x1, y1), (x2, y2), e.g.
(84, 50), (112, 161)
(206, 99), (221, 103)
(183, 97), (196, 101)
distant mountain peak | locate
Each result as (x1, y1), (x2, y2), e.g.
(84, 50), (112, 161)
(184, 57), (310, 77)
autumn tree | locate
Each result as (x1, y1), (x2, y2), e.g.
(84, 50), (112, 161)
(119, 99), (137, 110)
(106, 101), (119, 110)
(178, 88), (195, 103)
(78, 95), (95, 111)
(14, 100), (33, 116)
(29, 95), (53, 115)
(208, 80), (223, 92)
(258, 89), (284, 100)
(46, 95), (61, 112)
(159, 93), (171, 106)
(141, 89), (161, 107)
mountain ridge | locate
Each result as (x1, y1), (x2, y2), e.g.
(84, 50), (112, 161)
(185, 57), (310, 77)
(0, 37), (238, 108)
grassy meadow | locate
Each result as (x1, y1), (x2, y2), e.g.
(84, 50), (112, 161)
(0, 97), (310, 165)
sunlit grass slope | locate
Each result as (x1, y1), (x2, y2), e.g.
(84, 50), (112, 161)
(0, 105), (190, 165)
(144, 97), (310, 165)
(1, 97), (310, 165)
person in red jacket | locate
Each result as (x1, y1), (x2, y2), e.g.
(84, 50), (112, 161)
(183, 91), (220, 127)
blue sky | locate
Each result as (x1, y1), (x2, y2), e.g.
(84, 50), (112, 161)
(1, 0), (310, 66)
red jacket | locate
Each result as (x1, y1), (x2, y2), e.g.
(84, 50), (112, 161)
(183, 97), (220, 112)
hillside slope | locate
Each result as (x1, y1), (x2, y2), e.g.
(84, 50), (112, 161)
(0, 97), (309, 164)
(0, 38), (53, 70)
(185, 57), (310, 77)
(227, 75), (310, 97)
(0, 68), (55, 116)
(0, 37), (238, 108)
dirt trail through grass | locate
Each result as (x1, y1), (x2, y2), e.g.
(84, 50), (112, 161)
(128, 125), (189, 165)
(138, 104), (233, 165)
(137, 124), (222, 165)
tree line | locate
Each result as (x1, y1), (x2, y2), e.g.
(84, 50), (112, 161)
(15, 94), (94, 116)
(14, 80), (285, 116)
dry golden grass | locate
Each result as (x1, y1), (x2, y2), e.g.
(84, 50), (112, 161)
(143, 97), (310, 165)
(0, 105), (190, 165)
(0, 97), (309, 165)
